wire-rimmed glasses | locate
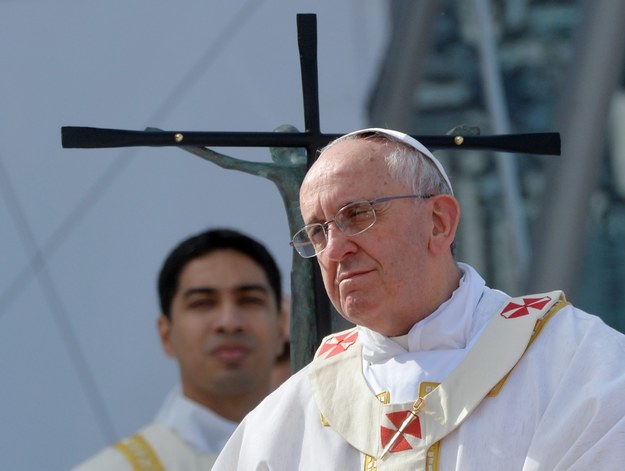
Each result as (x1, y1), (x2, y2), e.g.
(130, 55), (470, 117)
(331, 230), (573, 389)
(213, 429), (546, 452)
(290, 194), (433, 258)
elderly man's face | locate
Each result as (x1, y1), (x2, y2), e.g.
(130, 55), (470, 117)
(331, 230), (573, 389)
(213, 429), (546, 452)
(299, 139), (438, 336)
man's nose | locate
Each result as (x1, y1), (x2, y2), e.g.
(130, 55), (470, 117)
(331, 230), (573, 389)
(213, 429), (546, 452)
(322, 226), (356, 261)
(214, 303), (245, 332)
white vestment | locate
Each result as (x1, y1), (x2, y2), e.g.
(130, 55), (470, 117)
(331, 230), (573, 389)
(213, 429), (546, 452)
(72, 389), (237, 470)
(213, 264), (625, 470)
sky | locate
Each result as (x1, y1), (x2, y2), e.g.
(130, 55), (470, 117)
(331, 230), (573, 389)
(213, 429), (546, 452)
(0, 1), (387, 469)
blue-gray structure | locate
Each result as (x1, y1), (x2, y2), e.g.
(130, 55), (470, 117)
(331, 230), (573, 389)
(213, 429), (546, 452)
(369, 0), (625, 332)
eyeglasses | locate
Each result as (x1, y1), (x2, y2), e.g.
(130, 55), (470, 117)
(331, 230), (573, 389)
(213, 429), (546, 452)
(290, 194), (433, 258)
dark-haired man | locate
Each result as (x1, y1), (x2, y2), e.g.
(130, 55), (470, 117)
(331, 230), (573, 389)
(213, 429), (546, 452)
(73, 228), (288, 470)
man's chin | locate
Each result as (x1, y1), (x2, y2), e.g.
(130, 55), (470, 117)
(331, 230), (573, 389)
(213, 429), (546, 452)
(340, 296), (377, 324)
(213, 371), (254, 395)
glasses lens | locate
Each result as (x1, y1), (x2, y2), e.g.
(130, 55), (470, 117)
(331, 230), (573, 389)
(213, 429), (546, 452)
(292, 224), (325, 258)
(305, 224), (327, 247)
(336, 201), (376, 235)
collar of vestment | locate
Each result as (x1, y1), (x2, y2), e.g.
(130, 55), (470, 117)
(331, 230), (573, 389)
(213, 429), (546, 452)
(360, 264), (488, 402)
(360, 262), (484, 361)
(309, 288), (566, 469)
(154, 387), (238, 454)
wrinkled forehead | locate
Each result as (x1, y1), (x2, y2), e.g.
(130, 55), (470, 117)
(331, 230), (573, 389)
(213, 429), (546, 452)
(299, 139), (402, 215)
(319, 128), (453, 194)
(303, 138), (389, 187)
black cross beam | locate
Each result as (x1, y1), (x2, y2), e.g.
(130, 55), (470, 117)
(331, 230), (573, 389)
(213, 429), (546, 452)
(61, 14), (560, 372)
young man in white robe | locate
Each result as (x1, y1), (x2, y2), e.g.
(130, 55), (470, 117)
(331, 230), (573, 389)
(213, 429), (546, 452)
(213, 129), (625, 470)
(72, 228), (288, 470)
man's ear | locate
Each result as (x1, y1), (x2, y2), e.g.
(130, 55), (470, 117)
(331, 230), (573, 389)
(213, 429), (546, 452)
(157, 315), (176, 358)
(429, 194), (460, 255)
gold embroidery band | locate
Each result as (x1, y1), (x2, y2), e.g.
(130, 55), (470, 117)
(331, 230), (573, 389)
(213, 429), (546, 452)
(420, 382), (440, 471)
(364, 392), (393, 469)
(114, 434), (166, 471)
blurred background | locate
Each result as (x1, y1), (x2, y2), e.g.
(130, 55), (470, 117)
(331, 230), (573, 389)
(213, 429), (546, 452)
(1, 1), (624, 469)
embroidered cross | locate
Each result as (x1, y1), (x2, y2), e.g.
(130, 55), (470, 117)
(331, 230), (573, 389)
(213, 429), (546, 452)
(380, 398), (425, 458)
(500, 295), (552, 319)
(317, 330), (358, 359)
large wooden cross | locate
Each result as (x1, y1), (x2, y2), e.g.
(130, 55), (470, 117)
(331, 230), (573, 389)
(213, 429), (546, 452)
(61, 14), (560, 372)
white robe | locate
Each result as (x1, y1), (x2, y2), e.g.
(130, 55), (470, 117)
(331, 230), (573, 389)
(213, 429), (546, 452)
(72, 389), (236, 470)
(213, 264), (625, 470)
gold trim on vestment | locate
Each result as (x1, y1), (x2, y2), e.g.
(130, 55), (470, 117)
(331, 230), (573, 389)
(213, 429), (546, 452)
(114, 434), (166, 471)
(420, 383), (441, 471)
(364, 392), (393, 469)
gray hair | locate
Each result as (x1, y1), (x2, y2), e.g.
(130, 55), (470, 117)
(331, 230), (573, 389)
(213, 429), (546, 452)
(323, 131), (452, 196)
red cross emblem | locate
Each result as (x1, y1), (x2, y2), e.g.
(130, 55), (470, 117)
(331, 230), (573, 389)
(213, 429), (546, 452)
(500, 296), (552, 319)
(380, 410), (422, 453)
(317, 330), (358, 359)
